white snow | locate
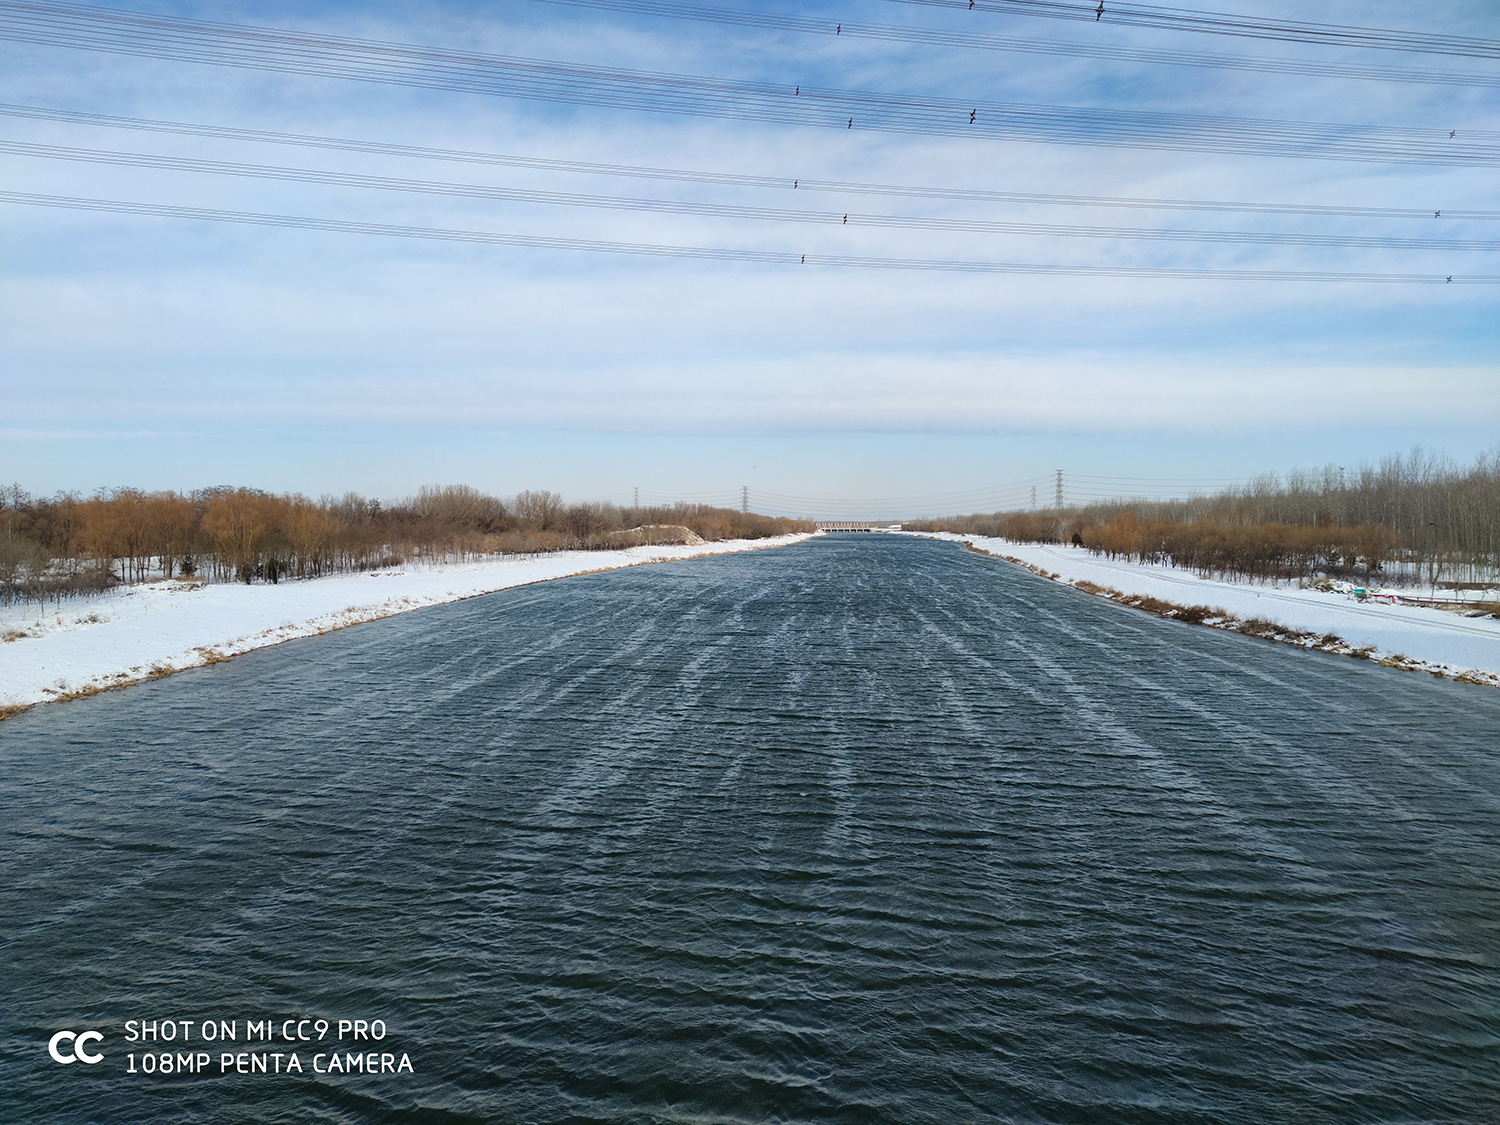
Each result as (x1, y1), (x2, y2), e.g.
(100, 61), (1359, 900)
(8, 529), (1496, 714)
(916, 532), (1500, 687)
(0, 534), (813, 713)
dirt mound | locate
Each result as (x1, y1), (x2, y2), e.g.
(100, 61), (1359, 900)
(607, 525), (707, 547)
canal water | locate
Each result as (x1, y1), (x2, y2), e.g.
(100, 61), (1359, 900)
(3, 535), (1497, 1123)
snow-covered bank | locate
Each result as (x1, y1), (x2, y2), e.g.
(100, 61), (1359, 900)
(0, 534), (814, 716)
(917, 533), (1500, 688)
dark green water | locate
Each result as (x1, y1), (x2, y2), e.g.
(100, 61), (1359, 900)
(3, 535), (1498, 1123)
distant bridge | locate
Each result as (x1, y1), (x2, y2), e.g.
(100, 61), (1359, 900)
(815, 521), (902, 532)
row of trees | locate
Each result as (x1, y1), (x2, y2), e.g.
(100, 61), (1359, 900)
(911, 448), (1500, 586)
(1080, 515), (1395, 583)
(0, 483), (811, 606)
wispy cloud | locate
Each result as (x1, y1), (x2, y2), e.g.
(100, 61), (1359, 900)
(2, 0), (1496, 502)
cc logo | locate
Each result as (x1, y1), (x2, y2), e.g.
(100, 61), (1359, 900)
(49, 1030), (104, 1065)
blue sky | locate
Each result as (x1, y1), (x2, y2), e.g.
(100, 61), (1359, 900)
(2, 0), (1497, 516)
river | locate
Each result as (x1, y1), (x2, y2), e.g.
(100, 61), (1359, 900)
(3, 534), (1497, 1123)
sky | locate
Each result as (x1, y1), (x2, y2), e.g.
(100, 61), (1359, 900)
(1, 0), (1497, 518)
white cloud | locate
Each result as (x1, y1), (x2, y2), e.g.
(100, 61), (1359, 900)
(1, 0), (1497, 497)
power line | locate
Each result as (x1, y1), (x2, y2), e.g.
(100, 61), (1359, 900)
(1, 4), (1496, 165)
(755, 481), (1045, 505)
(643, 472), (1373, 518)
(7, 103), (1497, 222)
(634, 491), (741, 502)
(7, 190), (1497, 283)
(1067, 473), (1257, 482)
(885, 0), (1500, 61)
(537, 0), (1500, 88)
(757, 503), (1039, 517)
(1064, 485), (1239, 498)
(9, 139), (1500, 253)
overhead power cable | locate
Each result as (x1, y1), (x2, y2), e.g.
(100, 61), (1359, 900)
(634, 489), (742, 500)
(0, 3), (1496, 165)
(8, 139), (1500, 252)
(885, 0), (1500, 61)
(755, 482), (1047, 506)
(742, 471), (1486, 511)
(5, 190), (1498, 283)
(1068, 474), (1255, 483)
(721, 474), (1277, 517)
(537, 0), (1500, 88)
(7, 103), (1497, 221)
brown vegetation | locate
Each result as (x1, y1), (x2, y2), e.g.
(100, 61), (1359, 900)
(0, 482), (811, 606)
(914, 448), (1500, 589)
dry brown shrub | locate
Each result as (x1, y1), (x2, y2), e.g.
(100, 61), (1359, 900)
(998, 513), (1062, 543)
(1172, 604), (1217, 625)
(488, 530), (562, 555)
(1235, 617), (1282, 638)
(1119, 593), (1179, 617)
(55, 684), (114, 703)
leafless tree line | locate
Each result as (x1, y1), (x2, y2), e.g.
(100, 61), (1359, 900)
(0, 483), (810, 606)
(910, 448), (1500, 587)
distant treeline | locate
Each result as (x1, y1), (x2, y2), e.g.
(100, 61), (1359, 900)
(908, 449), (1500, 586)
(0, 484), (811, 606)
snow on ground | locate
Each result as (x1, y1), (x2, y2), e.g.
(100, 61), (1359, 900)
(8, 529), (1495, 715)
(0, 534), (813, 714)
(915, 532), (1500, 687)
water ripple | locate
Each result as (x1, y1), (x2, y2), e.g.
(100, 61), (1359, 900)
(3, 536), (1499, 1123)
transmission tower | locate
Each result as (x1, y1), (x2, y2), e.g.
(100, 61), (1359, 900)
(741, 485), (749, 514)
(1030, 485), (1037, 511)
(633, 486), (639, 508)
(1055, 469), (1064, 510)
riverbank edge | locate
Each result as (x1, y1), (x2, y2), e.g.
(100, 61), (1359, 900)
(0, 534), (815, 722)
(950, 538), (1500, 690)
